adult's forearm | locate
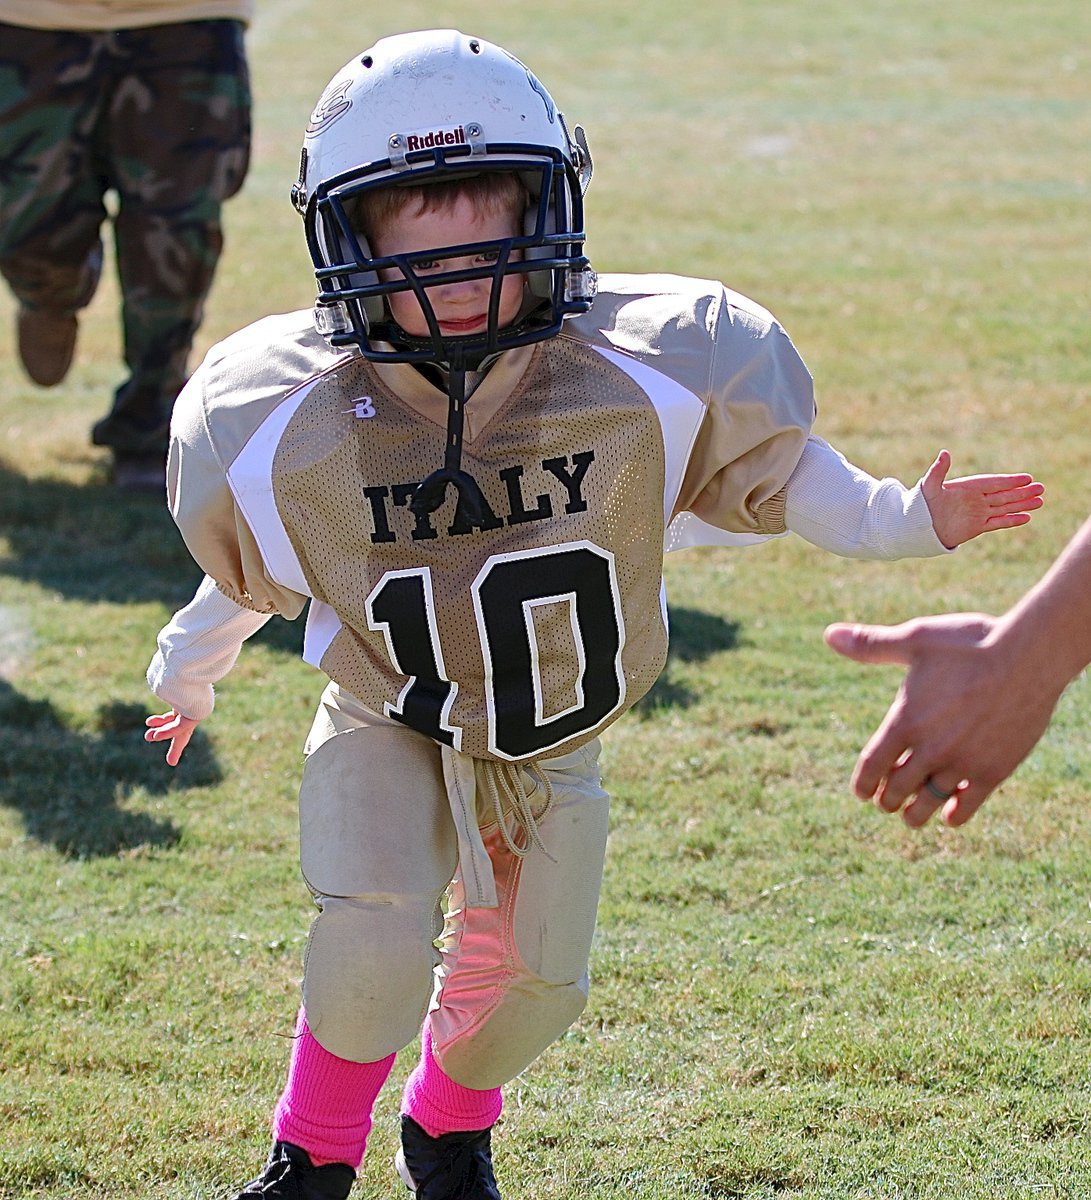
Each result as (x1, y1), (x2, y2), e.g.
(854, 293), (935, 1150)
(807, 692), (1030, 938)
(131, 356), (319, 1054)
(998, 515), (1091, 695)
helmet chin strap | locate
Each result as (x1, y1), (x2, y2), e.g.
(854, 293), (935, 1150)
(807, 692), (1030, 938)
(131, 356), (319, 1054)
(409, 347), (490, 523)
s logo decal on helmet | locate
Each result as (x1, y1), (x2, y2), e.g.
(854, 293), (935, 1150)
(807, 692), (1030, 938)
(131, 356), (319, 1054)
(293, 29), (596, 367)
(305, 79), (352, 135)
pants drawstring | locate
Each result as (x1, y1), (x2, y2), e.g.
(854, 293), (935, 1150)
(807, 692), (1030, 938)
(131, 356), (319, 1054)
(439, 748), (557, 909)
(482, 760), (556, 861)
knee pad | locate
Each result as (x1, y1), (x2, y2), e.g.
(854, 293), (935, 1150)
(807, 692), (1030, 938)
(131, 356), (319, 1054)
(302, 894), (442, 1062)
(296, 721), (458, 1061)
(434, 974), (589, 1089)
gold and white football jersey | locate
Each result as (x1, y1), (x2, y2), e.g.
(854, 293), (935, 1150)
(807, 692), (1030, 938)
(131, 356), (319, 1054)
(167, 273), (815, 762)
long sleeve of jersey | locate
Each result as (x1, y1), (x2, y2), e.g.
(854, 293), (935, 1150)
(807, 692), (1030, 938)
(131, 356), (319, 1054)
(782, 436), (949, 559)
(147, 574), (272, 719)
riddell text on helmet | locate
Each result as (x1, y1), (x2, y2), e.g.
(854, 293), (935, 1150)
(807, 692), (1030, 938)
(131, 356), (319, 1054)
(405, 126), (467, 151)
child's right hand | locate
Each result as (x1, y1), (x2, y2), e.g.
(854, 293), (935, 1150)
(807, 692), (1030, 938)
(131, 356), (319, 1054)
(145, 709), (199, 767)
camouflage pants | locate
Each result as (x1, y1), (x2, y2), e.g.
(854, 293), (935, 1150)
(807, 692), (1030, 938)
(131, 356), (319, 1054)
(0, 20), (251, 456)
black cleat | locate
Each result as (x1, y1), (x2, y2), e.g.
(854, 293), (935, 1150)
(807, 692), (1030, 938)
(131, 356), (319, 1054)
(230, 1141), (355, 1199)
(396, 1115), (501, 1199)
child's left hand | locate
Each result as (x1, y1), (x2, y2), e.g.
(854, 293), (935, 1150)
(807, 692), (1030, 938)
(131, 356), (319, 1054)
(145, 709), (200, 767)
(921, 450), (1044, 549)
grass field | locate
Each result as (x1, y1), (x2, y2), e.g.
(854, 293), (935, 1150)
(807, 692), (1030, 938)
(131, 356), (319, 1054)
(1, 3), (1089, 1197)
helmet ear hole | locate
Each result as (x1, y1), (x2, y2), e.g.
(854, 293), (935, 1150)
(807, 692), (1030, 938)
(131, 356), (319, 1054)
(523, 188), (556, 301)
(352, 230), (384, 323)
(317, 206), (384, 323)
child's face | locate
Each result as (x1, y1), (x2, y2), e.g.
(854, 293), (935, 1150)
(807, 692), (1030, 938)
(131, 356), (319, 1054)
(370, 194), (525, 341)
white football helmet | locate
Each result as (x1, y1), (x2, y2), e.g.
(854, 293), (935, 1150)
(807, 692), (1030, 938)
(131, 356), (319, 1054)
(293, 29), (596, 366)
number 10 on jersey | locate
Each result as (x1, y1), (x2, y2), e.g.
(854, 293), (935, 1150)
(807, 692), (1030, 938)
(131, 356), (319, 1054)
(365, 541), (626, 759)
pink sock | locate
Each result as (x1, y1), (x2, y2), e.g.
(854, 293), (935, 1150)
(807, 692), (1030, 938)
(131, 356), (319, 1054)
(272, 1008), (396, 1168)
(401, 1024), (503, 1137)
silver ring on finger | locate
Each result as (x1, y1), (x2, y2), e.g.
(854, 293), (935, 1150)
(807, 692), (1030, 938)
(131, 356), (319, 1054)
(923, 777), (953, 802)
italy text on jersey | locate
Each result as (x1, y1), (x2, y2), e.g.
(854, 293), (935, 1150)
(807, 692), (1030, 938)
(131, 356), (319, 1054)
(361, 452), (595, 542)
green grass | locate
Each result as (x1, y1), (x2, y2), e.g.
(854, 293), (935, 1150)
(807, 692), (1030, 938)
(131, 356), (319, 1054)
(2, 1), (1090, 1196)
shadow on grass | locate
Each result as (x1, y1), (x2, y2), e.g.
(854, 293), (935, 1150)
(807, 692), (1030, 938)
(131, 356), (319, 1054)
(249, 610), (306, 656)
(634, 606), (741, 716)
(0, 681), (222, 858)
(0, 457), (201, 606)
(0, 457), (308, 654)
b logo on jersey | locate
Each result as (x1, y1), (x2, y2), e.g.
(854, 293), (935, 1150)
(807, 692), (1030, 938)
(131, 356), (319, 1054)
(343, 397), (377, 419)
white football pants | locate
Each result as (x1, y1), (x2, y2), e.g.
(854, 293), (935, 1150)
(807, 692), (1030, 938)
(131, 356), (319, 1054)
(296, 681), (610, 1089)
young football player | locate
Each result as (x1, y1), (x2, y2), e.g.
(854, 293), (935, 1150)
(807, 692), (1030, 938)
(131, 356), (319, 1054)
(143, 30), (1043, 1200)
